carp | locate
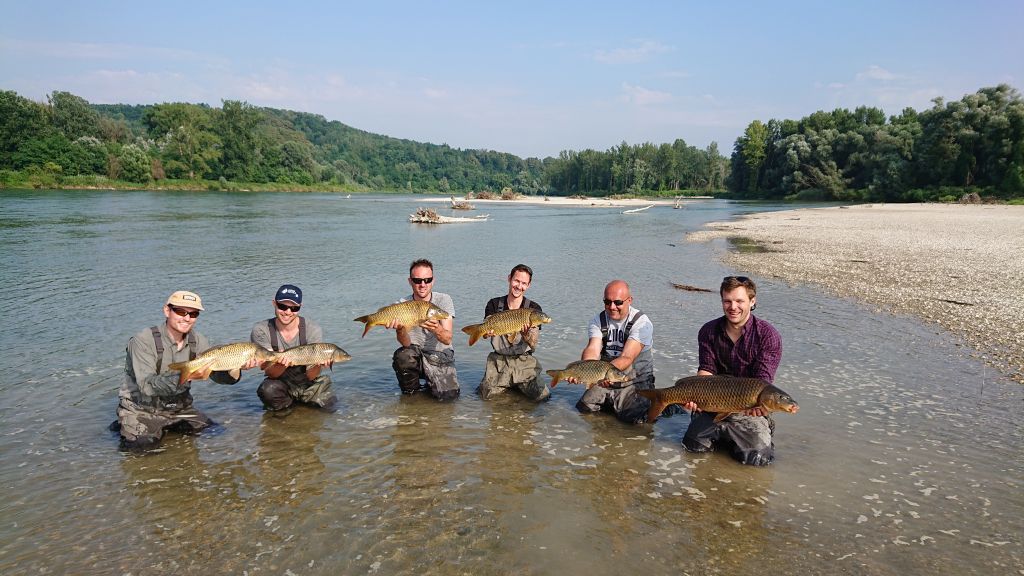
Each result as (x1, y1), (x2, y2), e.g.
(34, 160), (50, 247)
(354, 300), (450, 337)
(168, 342), (276, 385)
(545, 360), (631, 389)
(272, 343), (352, 369)
(461, 308), (552, 346)
(636, 375), (799, 423)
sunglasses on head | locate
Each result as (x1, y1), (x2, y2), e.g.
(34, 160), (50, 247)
(168, 305), (200, 319)
(410, 277), (433, 285)
(603, 298), (626, 306)
(276, 302), (301, 312)
(724, 276), (752, 283)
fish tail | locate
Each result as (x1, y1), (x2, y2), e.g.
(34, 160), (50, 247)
(168, 361), (192, 385)
(635, 389), (665, 422)
(353, 317), (372, 338)
(462, 324), (482, 346)
(545, 370), (562, 388)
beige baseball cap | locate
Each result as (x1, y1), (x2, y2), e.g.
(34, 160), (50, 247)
(166, 290), (205, 310)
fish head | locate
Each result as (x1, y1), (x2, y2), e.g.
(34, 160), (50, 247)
(606, 365), (632, 384)
(426, 304), (450, 321)
(531, 311), (552, 326)
(253, 346), (278, 362)
(331, 347), (353, 363)
(761, 387), (799, 414)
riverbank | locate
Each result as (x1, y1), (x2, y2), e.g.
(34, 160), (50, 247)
(687, 203), (1024, 383)
(425, 195), (710, 207)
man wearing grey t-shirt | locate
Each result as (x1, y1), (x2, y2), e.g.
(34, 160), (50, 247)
(386, 259), (460, 401)
(250, 284), (337, 413)
(573, 279), (654, 424)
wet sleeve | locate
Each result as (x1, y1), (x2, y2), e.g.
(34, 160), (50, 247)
(128, 335), (182, 397)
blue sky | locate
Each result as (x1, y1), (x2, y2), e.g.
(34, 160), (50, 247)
(2, 1), (1021, 158)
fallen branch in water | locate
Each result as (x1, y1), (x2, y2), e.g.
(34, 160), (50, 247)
(672, 282), (714, 293)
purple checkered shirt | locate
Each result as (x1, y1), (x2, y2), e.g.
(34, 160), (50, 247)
(697, 315), (782, 383)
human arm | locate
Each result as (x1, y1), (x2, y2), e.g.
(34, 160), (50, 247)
(421, 316), (453, 346)
(748, 321), (782, 384)
(128, 335), (186, 397)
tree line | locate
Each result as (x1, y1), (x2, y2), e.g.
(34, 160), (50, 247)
(2, 85), (1021, 200)
(0, 91), (547, 194)
(728, 84), (1024, 201)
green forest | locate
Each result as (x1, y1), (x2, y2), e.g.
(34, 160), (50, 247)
(727, 84), (1024, 202)
(1, 85), (1022, 201)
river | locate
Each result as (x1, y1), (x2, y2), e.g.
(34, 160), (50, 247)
(0, 190), (1020, 575)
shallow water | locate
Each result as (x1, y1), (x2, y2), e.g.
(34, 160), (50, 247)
(0, 190), (1020, 575)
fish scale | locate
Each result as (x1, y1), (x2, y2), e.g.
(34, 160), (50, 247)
(273, 343), (352, 367)
(461, 308), (551, 346)
(637, 375), (799, 422)
(167, 342), (276, 385)
(354, 300), (450, 337)
(545, 360), (631, 389)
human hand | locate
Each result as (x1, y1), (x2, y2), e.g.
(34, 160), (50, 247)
(420, 319), (440, 334)
(744, 407), (767, 417)
(684, 401), (699, 413)
(386, 319), (406, 331)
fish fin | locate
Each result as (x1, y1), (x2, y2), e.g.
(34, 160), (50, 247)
(465, 326), (481, 346)
(361, 323), (371, 338)
(229, 368), (241, 381)
(178, 369), (190, 386)
(634, 389), (663, 422)
(545, 370), (561, 388)
(713, 412), (734, 423)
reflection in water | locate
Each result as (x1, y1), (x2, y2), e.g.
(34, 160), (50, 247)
(0, 192), (1021, 575)
(115, 411), (332, 574)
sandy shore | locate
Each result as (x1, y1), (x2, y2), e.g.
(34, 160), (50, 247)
(686, 203), (1024, 383)
(423, 195), (700, 208)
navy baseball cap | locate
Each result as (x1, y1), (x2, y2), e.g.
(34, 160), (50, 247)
(275, 284), (302, 304)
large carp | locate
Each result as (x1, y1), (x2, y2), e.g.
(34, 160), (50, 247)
(354, 300), (450, 337)
(636, 375), (799, 423)
(168, 342), (276, 385)
(545, 360), (631, 389)
(272, 343), (352, 369)
(461, 308), (552, 346)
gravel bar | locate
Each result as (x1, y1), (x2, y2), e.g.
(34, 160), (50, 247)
(687, 203), (1024, 383)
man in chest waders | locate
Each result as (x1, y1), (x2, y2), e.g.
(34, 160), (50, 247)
(111, 290), (254, 452)
(250, 284), (338, 414)
(386, 259), (460, 401)
(476, 264), (550, 402)
(573, 280), (655, 424)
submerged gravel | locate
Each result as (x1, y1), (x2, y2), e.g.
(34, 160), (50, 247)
(687, 203), (1024, 383)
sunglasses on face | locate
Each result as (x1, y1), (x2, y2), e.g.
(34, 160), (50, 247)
(410, 277), (433, 285)
(276, 302), (301, 312)
(603, 299), (626, 307)
(168, 305), (200, 319)
(724, 276), (752, 283)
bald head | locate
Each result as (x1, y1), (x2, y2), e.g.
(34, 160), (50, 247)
(603, 280), (632, 320)
(605, 280), (630, 298)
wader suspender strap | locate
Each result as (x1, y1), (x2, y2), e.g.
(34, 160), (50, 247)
(151, 326), (197, 372)
(268, 317), (308, 352)
(496, 296), (532, 313)
(599, 310), (646, 356)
